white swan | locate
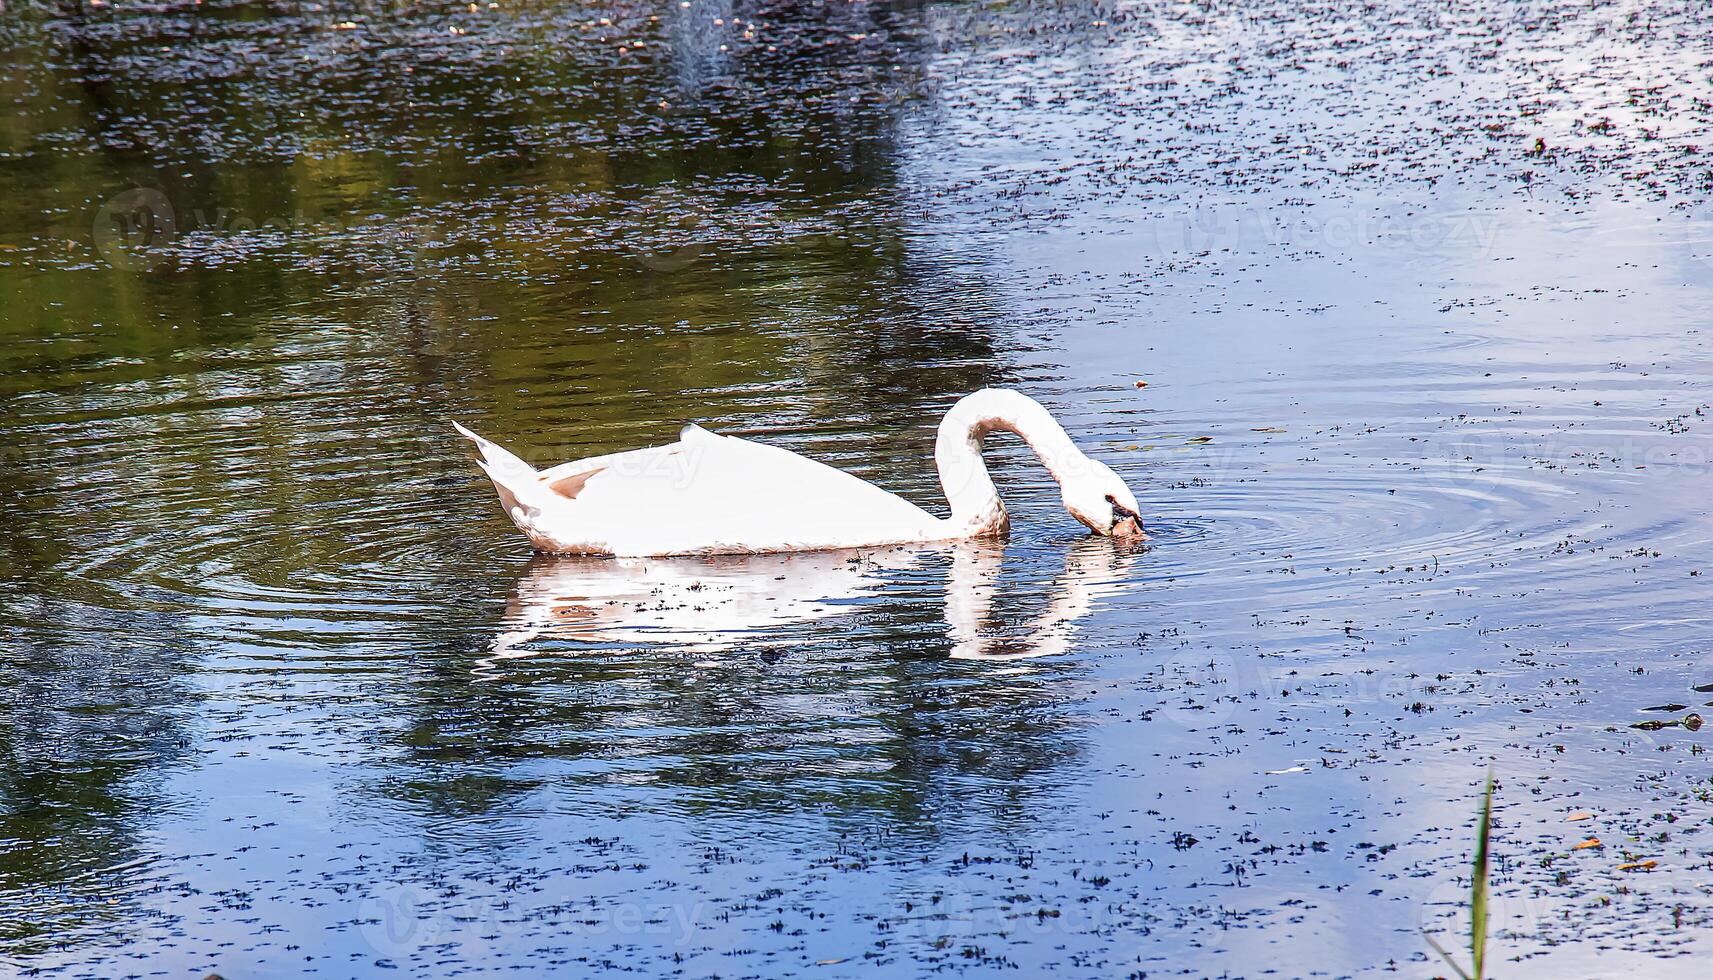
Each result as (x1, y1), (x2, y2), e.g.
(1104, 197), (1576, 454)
(454, 387), (1144, 557)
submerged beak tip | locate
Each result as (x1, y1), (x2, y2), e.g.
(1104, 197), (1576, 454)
(1104, 495), (1144, 539)
(1111, 516), (1145, 539)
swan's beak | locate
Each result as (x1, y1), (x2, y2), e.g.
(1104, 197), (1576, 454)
(1104, 494), (1146, 539)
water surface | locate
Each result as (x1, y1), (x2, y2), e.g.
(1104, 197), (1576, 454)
(3, 0), (1713, 976)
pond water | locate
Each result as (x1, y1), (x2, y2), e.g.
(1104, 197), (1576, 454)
(3, 0), (1713, 976)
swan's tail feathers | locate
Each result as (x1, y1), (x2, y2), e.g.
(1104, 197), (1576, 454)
(453, 421), (537, 479)
(453, 421), (552, 522)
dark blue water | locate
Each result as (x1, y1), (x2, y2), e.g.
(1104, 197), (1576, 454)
(4, 0), (1713, 976)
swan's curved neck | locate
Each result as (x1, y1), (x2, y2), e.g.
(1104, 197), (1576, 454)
(934, 388), (1087, 532)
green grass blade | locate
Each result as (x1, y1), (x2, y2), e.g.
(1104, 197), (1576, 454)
(1469, 770), (1495, 980)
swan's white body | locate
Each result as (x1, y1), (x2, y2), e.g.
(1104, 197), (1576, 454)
(455, 388), (1142, 557)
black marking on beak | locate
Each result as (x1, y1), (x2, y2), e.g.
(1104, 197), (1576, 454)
(1105, 494), (1143, 531)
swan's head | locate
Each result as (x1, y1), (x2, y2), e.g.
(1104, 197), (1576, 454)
(1062, 459), (1145, 539)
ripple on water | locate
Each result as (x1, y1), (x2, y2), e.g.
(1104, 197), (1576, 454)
(5, 0), (1713, 974)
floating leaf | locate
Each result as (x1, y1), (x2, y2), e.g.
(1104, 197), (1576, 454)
(1186, 436), (1213, 444)
(1617, 860), (1657, 872)
(1133, 379), (1149, 389)
(1572, 838), (1602, 850)
(1251, 426), (1287, 433)
(1567, 812), (1593, 822)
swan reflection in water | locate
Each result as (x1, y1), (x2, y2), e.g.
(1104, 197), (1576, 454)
(482, 537), (1142, 671)
(941, 537), (1140, 661)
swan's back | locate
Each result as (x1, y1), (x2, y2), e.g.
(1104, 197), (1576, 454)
(509, 425), (946, 555)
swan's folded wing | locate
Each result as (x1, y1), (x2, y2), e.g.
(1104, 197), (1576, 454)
(536, 439), (691, 489)
(565, 427), (944, 553)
